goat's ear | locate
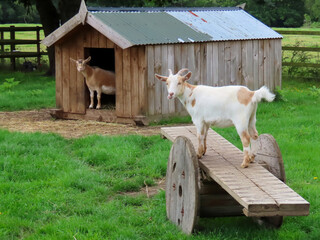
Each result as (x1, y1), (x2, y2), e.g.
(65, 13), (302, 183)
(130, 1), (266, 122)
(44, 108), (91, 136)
(155, 74), (168, 82)
(84, 56), (91, 63)
(182, 71), (192, 82)
(70, 58), (77, 63)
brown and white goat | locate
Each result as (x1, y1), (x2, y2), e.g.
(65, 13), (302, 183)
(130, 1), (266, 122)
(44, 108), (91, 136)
(155, 69), (275, 168)
(70, 56), (115, 109)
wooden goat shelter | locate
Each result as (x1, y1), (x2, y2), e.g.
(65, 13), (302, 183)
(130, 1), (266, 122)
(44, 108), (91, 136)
(42, 0), (282, 125)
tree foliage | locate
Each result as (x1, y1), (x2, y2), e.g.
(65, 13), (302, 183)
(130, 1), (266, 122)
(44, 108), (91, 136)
(305, 0), (320, 22)
(0, 0), (39, 23)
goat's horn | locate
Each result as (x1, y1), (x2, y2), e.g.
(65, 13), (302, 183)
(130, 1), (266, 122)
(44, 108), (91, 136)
(177, 68), (189, 75)
(168, 69), (173, 75)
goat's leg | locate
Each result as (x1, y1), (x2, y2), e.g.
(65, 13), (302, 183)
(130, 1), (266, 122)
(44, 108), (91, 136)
(89, 89), (94, 109)
(248, 105), (258, 162)
(96, 90), (102, 109)
(240, 130), (251, 168)
(235, 123), (251, 168)
(196, 122), (206, 159)
(203, 123), (210, 155)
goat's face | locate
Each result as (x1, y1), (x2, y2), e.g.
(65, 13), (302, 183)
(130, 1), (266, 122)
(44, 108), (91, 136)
(155, 69), (192, 99)
(70, 56), (91, 72)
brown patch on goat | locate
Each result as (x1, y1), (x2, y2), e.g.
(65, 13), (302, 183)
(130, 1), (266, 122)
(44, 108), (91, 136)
(185, 83), (196, 90)
(237, 87), (254, 106)
(197, 135), (205, 159)
(249, 127), (258, 140)
(191, 99), (196, 107)
(241, 150), (251, 168)
(241, 131), (251, 147)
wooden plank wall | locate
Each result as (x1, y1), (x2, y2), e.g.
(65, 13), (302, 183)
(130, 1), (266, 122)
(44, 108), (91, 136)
(55, 27), (86, 114)
(146, 39), (281, 117)
(115, 46), (147, 118)
(55, 25), (148, 119)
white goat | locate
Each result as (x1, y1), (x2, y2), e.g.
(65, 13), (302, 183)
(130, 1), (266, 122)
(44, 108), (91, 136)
(155, 68), (275, 168)
(70, 56), (115, 109)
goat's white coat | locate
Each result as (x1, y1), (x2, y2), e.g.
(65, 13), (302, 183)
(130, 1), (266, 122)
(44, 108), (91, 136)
(155, 69), (275, 168)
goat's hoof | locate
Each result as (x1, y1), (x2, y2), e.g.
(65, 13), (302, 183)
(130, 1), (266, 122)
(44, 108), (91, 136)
(89, 106), (93, 109)
(96, 107), (101, 110)
(249, 154), (256, 163)
(241, 162), (249, 168)
(197, 154), (203, 159)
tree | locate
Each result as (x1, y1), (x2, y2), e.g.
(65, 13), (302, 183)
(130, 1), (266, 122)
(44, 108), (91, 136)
(305, 0), (320, 22)
(19, 0), (82, 75)
(0, 0), (39, 24)
(214, 0), (305, 27)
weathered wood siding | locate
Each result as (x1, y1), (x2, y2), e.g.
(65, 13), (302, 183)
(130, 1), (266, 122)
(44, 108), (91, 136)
(146, 39), (281, 118)
(55, 26), (86, 114)
(115, 46), (147, 118)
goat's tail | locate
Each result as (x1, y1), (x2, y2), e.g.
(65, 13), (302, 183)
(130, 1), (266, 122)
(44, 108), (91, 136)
(252, 86), (275, 103)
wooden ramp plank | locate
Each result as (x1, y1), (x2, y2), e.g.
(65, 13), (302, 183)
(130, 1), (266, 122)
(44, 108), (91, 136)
(161, 126), (310, 217)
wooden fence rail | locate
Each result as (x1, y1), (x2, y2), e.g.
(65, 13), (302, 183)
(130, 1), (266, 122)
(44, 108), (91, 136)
(0, 25), (48, 70)
(277, 30), (320, 68)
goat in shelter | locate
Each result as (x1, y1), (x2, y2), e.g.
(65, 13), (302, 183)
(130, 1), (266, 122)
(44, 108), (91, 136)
(70, 56), (115, 109)
(155, 69), (275, 168)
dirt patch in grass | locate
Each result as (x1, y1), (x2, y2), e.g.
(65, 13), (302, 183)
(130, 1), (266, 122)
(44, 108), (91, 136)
(0, 109), (168, 197)
(0, 109), (162, 138)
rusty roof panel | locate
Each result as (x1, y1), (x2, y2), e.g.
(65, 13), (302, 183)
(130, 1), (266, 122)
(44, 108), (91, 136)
(168, 10), (282, 41)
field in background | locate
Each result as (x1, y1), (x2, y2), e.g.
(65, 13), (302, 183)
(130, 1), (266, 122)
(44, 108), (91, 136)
(274, 27), (320, 79)
(274, 27), (320, 47)
(0, 24), (48, 70)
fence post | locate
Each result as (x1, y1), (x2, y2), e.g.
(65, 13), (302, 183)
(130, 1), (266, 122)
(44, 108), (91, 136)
(0, 30), (4, 64)
(10, 25), (16, 70)
(36, 26), (41, 67)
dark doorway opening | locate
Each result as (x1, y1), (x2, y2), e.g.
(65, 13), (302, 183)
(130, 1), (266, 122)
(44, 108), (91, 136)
(84, 48), (116, 110)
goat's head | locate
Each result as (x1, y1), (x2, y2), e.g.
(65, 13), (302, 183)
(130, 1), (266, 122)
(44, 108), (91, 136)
(70, 56), (91, 72)
(155, 68), (192, 99)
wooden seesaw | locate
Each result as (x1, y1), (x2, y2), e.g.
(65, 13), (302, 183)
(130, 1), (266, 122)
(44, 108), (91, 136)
(161, 126), (310, 234)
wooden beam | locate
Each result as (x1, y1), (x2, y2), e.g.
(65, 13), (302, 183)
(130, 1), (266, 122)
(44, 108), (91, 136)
(86, 13), (133, 49)
(41, 14), (82, 47)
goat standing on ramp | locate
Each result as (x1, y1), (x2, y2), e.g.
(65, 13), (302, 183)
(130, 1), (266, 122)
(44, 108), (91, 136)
(70, 56), (115, 109)
(155, 69), (275, 168)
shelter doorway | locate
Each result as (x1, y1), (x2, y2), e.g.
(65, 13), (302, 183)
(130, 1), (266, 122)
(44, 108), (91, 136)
(84, 48), (116, 110)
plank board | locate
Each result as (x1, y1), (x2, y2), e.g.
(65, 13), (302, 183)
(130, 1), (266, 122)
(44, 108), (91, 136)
(161, 126), (310, 217)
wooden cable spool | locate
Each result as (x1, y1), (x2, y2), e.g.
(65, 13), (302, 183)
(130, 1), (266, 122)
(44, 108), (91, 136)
(251, 134), (286, 228)
(166, 136), (199, 235)
(166, 134), (286, 234)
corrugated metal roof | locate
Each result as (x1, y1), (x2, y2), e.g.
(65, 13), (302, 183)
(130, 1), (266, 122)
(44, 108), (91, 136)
(89, 8), (282, 46)
(168, 10), (282, 41)
(92, 12), (212, 45)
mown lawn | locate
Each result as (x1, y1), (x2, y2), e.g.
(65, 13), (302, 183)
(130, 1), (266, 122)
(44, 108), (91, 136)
(0, 70), (319, 239)
(0, 71), (55, 111)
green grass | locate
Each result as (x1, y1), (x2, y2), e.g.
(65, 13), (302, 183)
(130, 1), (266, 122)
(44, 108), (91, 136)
(0, 71), (55, 111)
(0, 77), (319, 239)
(273, 27), (320, 47)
